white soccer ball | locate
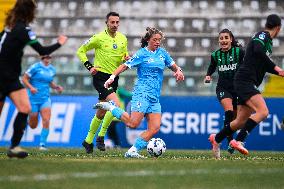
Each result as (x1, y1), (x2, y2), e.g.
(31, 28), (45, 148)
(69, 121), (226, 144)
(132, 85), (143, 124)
(147, 138), (166, 157)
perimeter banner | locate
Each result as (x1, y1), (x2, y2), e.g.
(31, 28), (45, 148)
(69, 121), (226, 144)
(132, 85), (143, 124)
(0, 96), (283, 150)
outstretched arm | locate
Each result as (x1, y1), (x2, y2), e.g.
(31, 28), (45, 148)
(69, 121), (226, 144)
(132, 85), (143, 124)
(104, 64), (129, 88)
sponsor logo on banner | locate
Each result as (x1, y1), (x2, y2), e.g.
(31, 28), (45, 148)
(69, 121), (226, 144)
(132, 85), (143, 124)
(0, 102), (78, 144)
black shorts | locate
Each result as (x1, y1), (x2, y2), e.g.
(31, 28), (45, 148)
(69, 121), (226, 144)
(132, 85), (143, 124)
(234, 80), (260, 105)
(92, 71), (119, 100)
(216, 85), (238, 109)
(0, 78), (24, 101)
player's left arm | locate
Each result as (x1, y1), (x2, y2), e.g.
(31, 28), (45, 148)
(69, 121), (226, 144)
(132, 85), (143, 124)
(170, 63), (184, 82)
(50, 82), (64, 93)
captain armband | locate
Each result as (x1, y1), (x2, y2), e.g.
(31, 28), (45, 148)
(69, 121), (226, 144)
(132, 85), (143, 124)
(83, 61), (94, 71)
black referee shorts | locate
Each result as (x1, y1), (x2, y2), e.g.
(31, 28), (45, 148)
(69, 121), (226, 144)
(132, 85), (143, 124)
(92, 71), (119, 100)
(234, 80), (260, 105)
(0, 78), (25, 101)
(216, 85), (238, 109)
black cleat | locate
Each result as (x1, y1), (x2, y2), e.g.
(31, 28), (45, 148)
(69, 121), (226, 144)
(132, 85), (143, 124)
(82, 140), (94, 154)
(96, 136), (106, 151)
(7, 146), (28, 158)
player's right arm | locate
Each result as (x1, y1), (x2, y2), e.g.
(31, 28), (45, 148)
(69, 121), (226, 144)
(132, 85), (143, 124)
(76, 35), (99, 74)
(22, 73), (37, 94)
(205, 53), (217, 83)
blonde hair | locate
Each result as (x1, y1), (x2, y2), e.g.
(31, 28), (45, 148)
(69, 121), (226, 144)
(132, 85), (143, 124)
(140, 27), (164, 48)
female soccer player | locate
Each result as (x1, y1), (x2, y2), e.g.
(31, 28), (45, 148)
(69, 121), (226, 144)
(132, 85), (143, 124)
(209, 14), (284, 159)
(22, 55), (63, 151)
(94, 27), (184, 158)
(0, 0), (67, 158)
(205, 29), (245, 154)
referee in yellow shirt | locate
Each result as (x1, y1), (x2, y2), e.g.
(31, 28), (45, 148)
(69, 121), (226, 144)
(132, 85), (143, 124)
(77, 12), (129, 154)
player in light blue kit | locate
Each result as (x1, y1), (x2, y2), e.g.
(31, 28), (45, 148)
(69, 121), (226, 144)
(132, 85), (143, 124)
(94, 27), (184, 158)
(22, 55), (63, 151)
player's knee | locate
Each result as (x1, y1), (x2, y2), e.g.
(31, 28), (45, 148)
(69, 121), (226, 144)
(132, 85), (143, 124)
(18, 104), (31, 114)
(127, 120), (141, 129)
(29, 120), (38, 129)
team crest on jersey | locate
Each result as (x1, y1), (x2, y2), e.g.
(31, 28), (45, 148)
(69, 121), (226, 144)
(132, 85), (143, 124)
(159, 55), (165, 61)
(113, 44), (117, 49)
(28, 31), (36, 40)
(229, 56), (233, 61)
(258, 33), (265, 40)
(148, 58), (154, 63)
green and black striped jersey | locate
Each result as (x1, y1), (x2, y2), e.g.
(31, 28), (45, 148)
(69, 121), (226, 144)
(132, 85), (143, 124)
(206, 46), (245, 88)
(235, 31), (278, 87)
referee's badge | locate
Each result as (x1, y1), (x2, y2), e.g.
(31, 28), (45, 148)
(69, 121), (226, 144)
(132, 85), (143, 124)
(113, 44), (117, 49)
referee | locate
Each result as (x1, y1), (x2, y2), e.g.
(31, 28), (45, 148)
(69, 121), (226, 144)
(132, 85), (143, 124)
(0, 0), (67, 158)
(209, 14), (284, 158)
(77, 12), (129, 154)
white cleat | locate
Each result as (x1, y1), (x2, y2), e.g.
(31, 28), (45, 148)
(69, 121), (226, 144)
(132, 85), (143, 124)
(93, 101), (116, 111)
(39, 145), (48, 151)
(124, 151), (147, 159)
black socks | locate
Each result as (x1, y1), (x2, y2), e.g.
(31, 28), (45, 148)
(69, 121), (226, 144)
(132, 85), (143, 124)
(236, 118), (258, 142)
(215, 124), (235, 143)
(11, 112), (28, 148)
(224, 110), (234, 143)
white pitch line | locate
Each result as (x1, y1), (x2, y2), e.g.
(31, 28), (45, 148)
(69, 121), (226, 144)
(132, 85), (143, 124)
(0, 168), (283, 182)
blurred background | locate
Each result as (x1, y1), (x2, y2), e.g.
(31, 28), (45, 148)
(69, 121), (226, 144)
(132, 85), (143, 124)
(1, 0), (284, 97)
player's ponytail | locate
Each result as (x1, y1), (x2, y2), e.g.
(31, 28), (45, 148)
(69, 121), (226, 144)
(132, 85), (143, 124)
(219, 29), (242, 48)
(140, 27), (164, 48)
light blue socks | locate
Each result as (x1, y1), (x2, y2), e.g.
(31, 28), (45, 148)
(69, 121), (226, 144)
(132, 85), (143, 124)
(133, 137), (148, 152)
(40, 128), (49, 146)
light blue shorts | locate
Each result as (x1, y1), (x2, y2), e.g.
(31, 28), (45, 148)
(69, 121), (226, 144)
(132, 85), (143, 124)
(130, 98), (161, 114)
(30, 98), (51, 113)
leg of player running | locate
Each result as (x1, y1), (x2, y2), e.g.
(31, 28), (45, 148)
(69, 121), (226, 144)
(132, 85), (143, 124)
(126, 113), (161, 158)
(7, 89), (31, 158)
(220, 98), (235, 153)
(234, 94), (268, 143)
(39, 107), (51, 150)
(96, 92), (121, 151)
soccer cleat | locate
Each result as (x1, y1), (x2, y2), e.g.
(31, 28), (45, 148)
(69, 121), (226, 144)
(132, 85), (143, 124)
(96, 136), (106, 151)
(229, 139), (249, 155)
(7, 146), (28, 158)
(82, 140), (94, 154)
(93, 101), (116, 111)
(124, 150), (146, 159)
(208, 134), (221, 159)
(227, 145), (235, 154)
(39, 145), (48, 151)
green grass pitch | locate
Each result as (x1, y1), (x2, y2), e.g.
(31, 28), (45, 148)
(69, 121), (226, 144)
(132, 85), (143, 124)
(0, 148), (284, 189)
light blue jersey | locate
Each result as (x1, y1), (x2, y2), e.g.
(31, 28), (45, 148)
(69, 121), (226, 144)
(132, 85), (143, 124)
(25, 62), (56, 103)
(125, 47), (174, 113)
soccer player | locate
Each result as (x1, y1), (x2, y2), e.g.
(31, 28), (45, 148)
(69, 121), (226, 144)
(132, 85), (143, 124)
(205, 29), (245, 154)
(22, 55), (63, 151)
(0, 0), (67, 158)
(94, 27), (184, 158)
(100, 87), (132, 148)
(209, 14), (284, 159)
(76, 12), (129, 154)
